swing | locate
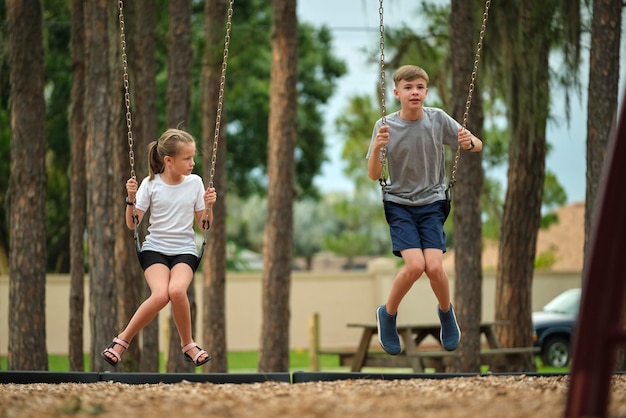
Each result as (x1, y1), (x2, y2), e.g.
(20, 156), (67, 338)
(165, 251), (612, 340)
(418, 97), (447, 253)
(117, 0), (235, 263)
(377, 0), (492, 213)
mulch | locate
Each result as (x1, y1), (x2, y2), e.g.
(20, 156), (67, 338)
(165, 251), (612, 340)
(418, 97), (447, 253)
(2, 374), (626, 418)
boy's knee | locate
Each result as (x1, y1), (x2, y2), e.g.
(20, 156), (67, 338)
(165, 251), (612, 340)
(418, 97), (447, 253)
(425, 264), (445, 280)
(404, 263), (425, 280)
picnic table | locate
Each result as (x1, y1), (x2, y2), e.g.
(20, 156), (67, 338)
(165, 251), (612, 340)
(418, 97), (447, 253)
(312, 320), (538, 373)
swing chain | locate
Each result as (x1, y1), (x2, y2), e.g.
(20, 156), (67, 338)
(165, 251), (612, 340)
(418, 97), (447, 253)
(449, 0), (491, 189)
(118, 0), (135, 182)
(378, 0), (389, 187)
(118, 1), (142, 254)
(203, 0), (234, 232)
(208, 0), (234, 191)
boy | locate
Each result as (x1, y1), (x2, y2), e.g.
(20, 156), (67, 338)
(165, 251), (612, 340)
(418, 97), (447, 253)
(366, 65), (483, 354)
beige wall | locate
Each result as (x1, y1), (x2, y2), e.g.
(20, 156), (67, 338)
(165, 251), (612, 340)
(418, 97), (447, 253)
(0, 259), (581, 356)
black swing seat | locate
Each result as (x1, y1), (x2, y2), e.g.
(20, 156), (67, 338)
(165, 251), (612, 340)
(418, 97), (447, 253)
(132, 223), (209, 270)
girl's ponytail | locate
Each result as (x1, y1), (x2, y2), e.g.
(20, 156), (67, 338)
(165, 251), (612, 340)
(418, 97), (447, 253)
(147, 140), (163, 180)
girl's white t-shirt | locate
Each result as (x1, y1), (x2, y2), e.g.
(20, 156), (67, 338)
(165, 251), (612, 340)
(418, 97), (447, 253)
(135, 173), (206, 256)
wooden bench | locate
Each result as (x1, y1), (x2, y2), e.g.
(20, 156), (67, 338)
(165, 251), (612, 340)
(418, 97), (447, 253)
(479, 347), (540, 370)
(406, 350), (457, 371)
(318, 349), (357, 367)
(406, 347), (540, 372)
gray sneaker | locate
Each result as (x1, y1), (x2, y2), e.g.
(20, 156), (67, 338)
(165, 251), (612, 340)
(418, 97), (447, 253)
(438, 304), (461, 351)
(376, 305), (401, 355)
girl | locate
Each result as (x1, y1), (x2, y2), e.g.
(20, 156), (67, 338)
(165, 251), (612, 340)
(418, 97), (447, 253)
(102, 128), (217, 367)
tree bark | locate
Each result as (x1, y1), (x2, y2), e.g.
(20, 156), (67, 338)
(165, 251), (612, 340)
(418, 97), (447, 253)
(584, 0), (621, 263)
(450, 0), (485, 373)
(120, 0), (159, 373)
(69, 0), (87, 372)
(85, 0), (118, 371)
(585, 0), (622, 371)
(166, 0), (195, 373)
(7, 0), (48, 371)
(494, 0), (555, 373)
(202, 0), (229, 373)
(258, 0), (298, 372)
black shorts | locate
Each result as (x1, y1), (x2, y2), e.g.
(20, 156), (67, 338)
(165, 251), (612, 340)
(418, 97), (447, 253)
(139, 250), (200, 272)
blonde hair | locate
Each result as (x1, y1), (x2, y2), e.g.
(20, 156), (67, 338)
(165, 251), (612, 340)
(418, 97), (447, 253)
(147, 128), (196, 180)
(393, 65), (430, 86)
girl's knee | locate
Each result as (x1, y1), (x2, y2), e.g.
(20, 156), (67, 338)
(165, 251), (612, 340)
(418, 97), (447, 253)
(168, 285), (189, 302)
(150, 292), (170, 309)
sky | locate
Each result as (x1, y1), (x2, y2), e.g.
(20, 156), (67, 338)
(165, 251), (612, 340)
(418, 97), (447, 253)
(297, 0), (626, 205)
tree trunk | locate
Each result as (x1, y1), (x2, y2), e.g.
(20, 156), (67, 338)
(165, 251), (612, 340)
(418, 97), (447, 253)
(202, 0), (229, 373)
(69, 0), (87, 372)
(258, 0), (298, 372)
(166, 0), (195, 374)
(585, 0), (622, 370)
(85, 0), (118, 371)
(6, 0), (48, 371)
(119, 0), (159, 373)
(450, 0), (485, 373)
(585, 0), (621, 263)
(494, 1), (554, 373)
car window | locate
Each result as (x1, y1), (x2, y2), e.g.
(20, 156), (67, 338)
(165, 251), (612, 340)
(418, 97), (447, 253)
(543, 289), (581, 315)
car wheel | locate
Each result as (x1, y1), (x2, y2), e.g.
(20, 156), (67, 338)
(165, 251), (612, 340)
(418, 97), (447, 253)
(542, 336), (570, 368)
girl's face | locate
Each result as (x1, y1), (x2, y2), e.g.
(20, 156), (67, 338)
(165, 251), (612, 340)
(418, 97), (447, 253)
(393, 77), (428, 112)
(167, 143), (196, 176)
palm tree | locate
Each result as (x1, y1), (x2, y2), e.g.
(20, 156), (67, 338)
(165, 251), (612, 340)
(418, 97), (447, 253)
(6, 0), (48, 370)
(259, 0), (298, 372)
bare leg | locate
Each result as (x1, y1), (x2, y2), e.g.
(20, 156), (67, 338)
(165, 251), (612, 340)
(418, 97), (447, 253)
(169, 263), (208, 362)
(423, 248), (450, 311)
(385, 248), (425, 314)
(103, 264), (171, 363)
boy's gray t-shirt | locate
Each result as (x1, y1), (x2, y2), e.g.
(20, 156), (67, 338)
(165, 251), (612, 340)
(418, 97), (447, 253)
(366, 108), (460, 206)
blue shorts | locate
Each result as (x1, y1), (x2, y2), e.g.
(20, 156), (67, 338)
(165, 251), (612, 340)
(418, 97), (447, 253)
(383, 200), (447, 257)
(139, 250), (199, 272)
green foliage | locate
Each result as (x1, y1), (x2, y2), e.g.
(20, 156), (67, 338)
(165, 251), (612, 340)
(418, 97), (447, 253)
(0, 0), (346, 272)
(293, 197), (335, 267)
(225, 192), (390, 270)
(535, 247), (558, 269)
(218, 1), (347, 197)
(335, 94), (381, 193)
(322, 192), (390, 265)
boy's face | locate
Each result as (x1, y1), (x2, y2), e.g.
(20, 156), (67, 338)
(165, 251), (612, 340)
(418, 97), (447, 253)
(393, 77), (428, 111)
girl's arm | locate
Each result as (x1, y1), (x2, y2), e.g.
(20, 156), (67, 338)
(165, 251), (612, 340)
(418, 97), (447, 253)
(125, 177), (145, 230)
(195, 187), (217, 230)
(126, 204), (145, 230)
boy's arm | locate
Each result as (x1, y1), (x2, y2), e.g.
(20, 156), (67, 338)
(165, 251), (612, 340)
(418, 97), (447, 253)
(368, 125), (390, 180)
(458, 127), (483, 152)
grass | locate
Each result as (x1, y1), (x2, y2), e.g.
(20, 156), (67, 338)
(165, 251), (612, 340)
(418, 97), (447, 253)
(0, 351), (568, 373)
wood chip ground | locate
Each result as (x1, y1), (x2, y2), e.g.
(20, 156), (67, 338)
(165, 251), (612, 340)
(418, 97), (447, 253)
(2, 374), (626, 417)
